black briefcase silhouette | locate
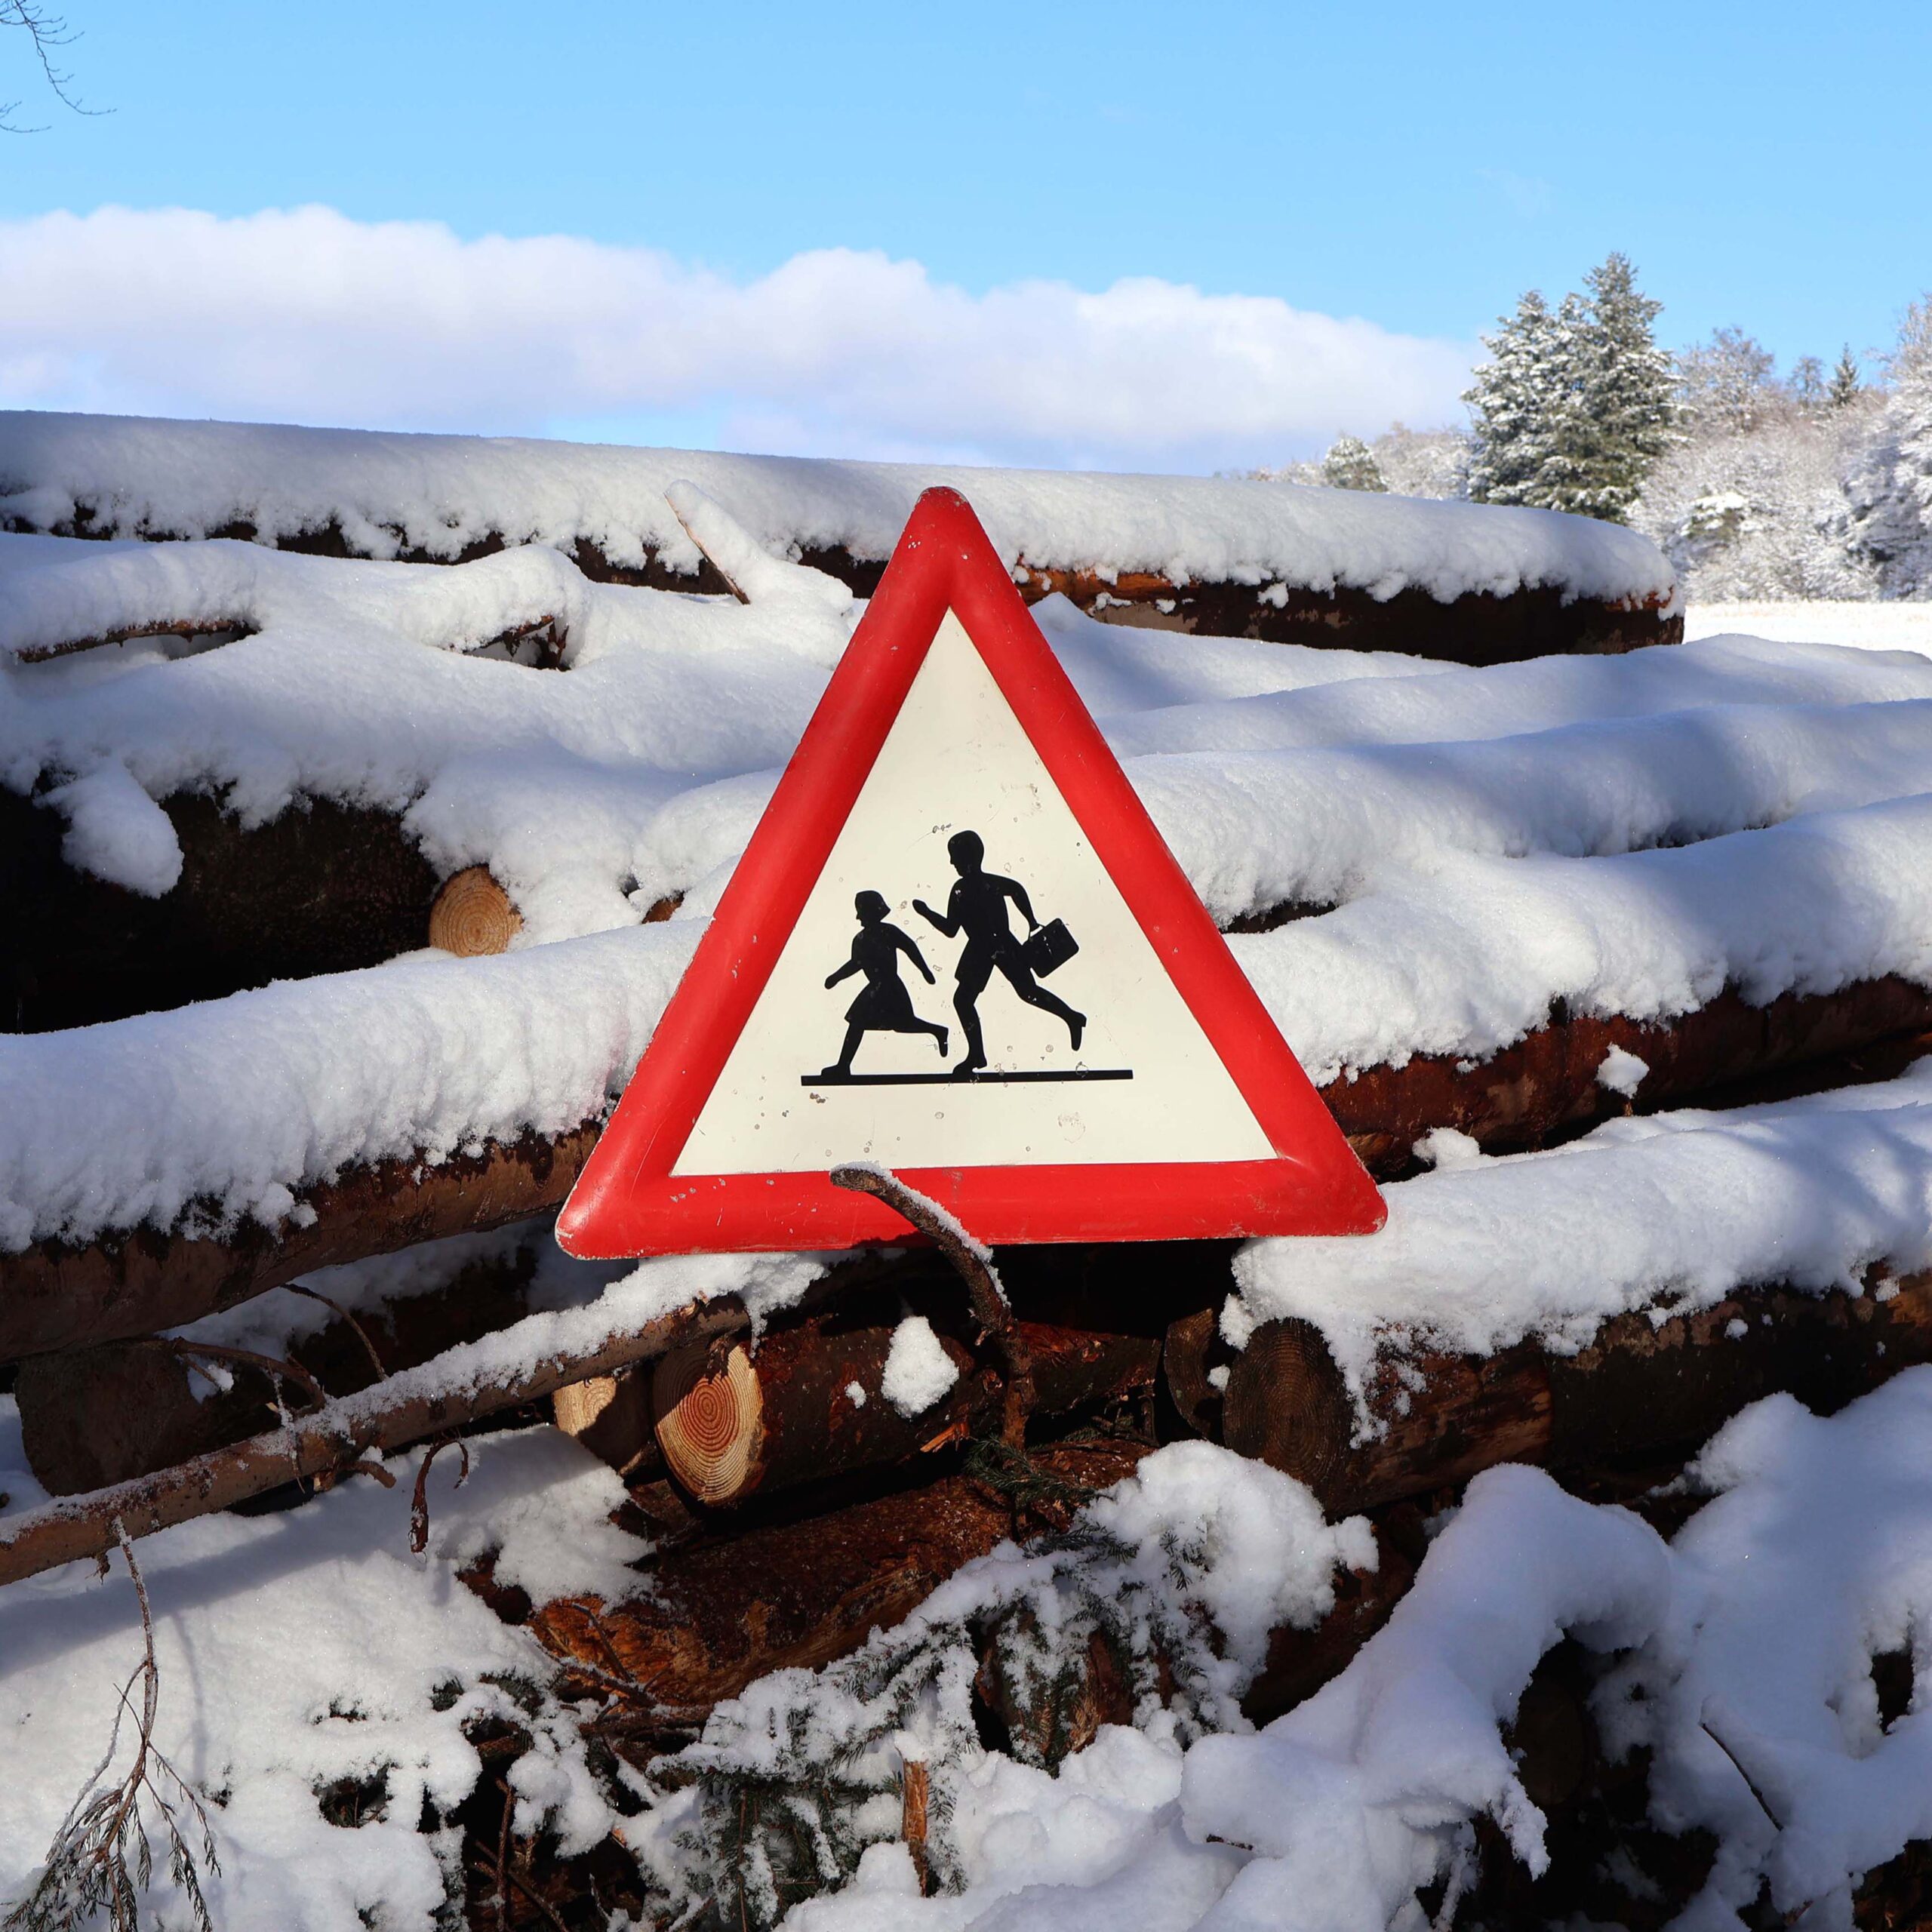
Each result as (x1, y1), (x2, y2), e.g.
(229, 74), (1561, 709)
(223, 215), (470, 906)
(1023, 918), (1078, 977)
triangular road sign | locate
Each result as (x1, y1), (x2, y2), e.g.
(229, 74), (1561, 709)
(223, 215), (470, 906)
(558, 488), (1385, 1257)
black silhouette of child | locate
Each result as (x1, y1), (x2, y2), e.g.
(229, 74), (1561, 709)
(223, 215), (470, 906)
(913, 830), (1084, 1076)
(820, 891), (949, 1076)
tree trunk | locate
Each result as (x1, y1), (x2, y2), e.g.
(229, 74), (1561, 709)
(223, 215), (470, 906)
(651, 1315), (1159, 1507)
(0, 1122), (601, 1362)
(1221, 1271), (1932, 1515)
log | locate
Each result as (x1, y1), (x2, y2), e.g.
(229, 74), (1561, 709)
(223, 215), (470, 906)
(1, 786), (439, 1033)
(552, 1368), (662, 1481)
(1324, 976), (1932, 1172)
(651, 1315), (1159, 1507)
(528, 1447), (1423, 1747)
(1005, 564), (1680, 664)
(0, 1278), (820, 1589)
(525, 1441), (1150, 1720)
(0, 1122), (601, 1362)
(1221, 1270), (1932, 1515)
(6, 975), (1924, 1364)
(426, 865), (522, 955)
(14, 1242), (543, 1494)
(24, 500), (1678, 663)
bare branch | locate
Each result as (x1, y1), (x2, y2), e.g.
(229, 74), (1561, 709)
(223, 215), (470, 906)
(0, 2), (105, 134)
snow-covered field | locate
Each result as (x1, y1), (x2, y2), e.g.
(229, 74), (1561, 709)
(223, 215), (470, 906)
(7, 429), (1932, 1932)
(1686, 598), (1932, 657)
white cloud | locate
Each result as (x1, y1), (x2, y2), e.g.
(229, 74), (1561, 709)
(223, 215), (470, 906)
(0, 205), (1473, 469)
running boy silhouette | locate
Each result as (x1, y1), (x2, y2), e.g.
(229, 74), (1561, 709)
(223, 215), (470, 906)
(820, 891), (949, 1076)
(913, 830), (1084, 1076)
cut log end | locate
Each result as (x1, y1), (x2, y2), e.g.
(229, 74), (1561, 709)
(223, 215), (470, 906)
(652, 1341), (766, 1505)
(428, 866), (522, 956)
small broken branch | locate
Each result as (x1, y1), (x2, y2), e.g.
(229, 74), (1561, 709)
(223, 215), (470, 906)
(830, 1163), (1035, 1447)
(0, 1278), (847, 1589)
(2, 1522), (218, 1932)
(409, 1436), (471, 1553)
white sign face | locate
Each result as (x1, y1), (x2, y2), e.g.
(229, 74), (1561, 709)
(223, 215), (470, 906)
(674, 611), (1275, 1176)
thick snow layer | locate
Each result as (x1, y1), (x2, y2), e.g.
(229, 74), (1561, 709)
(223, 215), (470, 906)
(881, 1315), (962, 1417)
(1603, 1368), (1932, 1927)
(0, 410), (1676, 606)
(0, 921), (696, 1249)
(1687, 600), (1932, 659)
(680, 1377), (1932, 1930)
(0, 1407), (641, 1928)
(1231, 1057), (1932, 1403)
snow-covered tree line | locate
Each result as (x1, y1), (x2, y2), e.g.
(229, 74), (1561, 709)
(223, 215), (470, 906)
(1258, 261), (1932, 601)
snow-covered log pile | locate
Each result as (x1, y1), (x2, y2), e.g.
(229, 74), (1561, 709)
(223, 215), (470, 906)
(8, 445), (1932, 1927)
(0, 505), (1923, 1352)
(0, 410), (1680, 661)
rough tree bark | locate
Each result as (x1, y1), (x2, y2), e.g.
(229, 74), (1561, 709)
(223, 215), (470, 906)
(651, 1315), (1158, 1507)
(1220, 1271), (1932, 1515)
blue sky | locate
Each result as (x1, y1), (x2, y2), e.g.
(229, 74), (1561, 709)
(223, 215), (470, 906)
(1, 0), (1926, 468)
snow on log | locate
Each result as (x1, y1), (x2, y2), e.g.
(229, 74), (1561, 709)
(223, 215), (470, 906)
(1221, 1272), (1932, 1515)
(649, 1314), (1158, 1507)
(0, 411), (1680, 662)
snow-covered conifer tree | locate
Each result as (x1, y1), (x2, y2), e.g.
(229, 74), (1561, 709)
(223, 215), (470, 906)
(1829, 345), (1864, 410)
(1847, 297), (1932, 596)
(1467, 255), (1675, 523)
(1463, 288), (1569, 508)
(1565, 253), (1680, 520)
(1320, 434), (1389, 491)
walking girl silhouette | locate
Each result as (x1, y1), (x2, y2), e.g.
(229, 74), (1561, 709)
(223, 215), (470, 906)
(820, 891), (949, 1076)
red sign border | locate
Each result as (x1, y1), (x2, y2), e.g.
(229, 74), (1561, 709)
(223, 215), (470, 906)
(558, 488), (1386, 1256)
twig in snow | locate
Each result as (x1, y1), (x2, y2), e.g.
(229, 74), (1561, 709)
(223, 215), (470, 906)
(281, 1283), (392, 1381)
(408, 1435), (470, 1554)
(168, 1339), (329, 1417)
(1700, 1714), (1785, 1829)
(2, 1522), (218, 1932)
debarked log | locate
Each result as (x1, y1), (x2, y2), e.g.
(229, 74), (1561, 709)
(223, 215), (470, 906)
(1220, 1270), (1932, 1515)
(651, 1315), (1159, 1506)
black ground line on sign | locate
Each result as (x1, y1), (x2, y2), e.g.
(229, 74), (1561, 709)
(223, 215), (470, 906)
(800, 1069), (1134, 1088)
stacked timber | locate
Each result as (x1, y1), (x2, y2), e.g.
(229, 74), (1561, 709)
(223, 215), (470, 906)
(11, 421), (1932, 1915)
(0, 409), (1680, 660)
